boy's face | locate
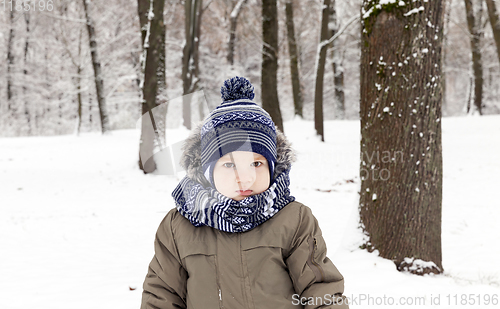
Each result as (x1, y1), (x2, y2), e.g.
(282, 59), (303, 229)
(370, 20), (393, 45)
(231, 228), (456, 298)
(213, 151), (270, 201)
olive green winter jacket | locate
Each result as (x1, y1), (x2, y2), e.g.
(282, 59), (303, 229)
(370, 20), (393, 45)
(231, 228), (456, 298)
(140, 201), (348, 309)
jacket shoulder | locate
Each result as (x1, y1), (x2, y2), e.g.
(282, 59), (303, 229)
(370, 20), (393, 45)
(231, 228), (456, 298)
(157, 207), (184, 232)
(272, 200), (312, 224)
(159, 207), (217, 249)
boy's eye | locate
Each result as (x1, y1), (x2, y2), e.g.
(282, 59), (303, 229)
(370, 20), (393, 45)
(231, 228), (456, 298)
(251, 161), (263, 167)
(223, 162), (235, 168)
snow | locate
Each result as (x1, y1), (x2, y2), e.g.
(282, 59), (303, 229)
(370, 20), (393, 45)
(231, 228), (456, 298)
(379, 0), (397, 4)
(362, 7), (374, 19)
(404, 6), (425, 17)
(363, 0), (406, 19)
(402, 257), (440, 273)
(1, 115), (500, 308)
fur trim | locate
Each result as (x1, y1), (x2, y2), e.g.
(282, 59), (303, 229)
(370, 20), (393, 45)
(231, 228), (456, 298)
(180, 123), (296, 186)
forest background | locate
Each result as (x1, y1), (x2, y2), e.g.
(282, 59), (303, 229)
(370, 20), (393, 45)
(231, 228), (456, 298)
(1, 0), (499, 138)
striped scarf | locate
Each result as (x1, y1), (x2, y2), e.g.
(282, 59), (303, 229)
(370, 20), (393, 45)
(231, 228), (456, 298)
(172, 170), (295, 233)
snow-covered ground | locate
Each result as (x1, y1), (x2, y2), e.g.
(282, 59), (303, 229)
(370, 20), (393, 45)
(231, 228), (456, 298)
(1, 115), (499, 308)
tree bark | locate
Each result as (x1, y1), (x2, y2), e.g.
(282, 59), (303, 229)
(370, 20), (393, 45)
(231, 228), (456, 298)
(24, 12), (32, 135)
(360, 0), (444, 275)
(314, 0), (331, 141)
(329, 0), (345, 119)
(486, 0), (500, 66)
(193, 0), (202, 94)
(137, 0), (167, 173)
(228, 0), (247, 66)
(7, 10), (15, 108)
(76, 28), (83, 135)
(182, 0), (202, 130)
(261, 0), (284, 133)
(464, 0), (483, 115)
(285, 0), (303, 118)
(442, 0), (453, 116)
(82, 0), (110, 133)
(77, 64), (83, 135)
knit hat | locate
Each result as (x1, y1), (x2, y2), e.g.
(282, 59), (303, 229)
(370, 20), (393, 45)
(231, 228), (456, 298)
(200, 76), (277, 187)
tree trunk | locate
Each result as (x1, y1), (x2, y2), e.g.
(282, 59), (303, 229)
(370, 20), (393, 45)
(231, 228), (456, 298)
(82, 0), (110, 133)
(182, 0), (202, 130)
(89, 94), (93, 125)
(260, 0), (283, 134)
(285, 0), (303, 118)
(360, 0), (444, 275)
(138, 0), (149, 47)
(77, 65), (83, 135)
(76, 28), (83, 135)
(137, 0), (167, 173)
(24, 12), (32, 135)
(442, 0), (452, 116)
(464, 0), (483, 115)
(329, 0), (345, 119)
(466, 76), (473, 113)
(486, 0), (500, 66)
(332, 54), (345, 119)
(195, 0), (205, 122)
(193, 0), (202, 93)
(314, 0), (331, 141)
(228, 0), (246, 66)
(7, 10), (15, 108)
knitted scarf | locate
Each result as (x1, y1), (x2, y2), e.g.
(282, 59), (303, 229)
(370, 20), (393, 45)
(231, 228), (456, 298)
(172, 170), (295, 233)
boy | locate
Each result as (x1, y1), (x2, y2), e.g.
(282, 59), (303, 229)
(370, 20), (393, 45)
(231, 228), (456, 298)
(140, 77), (348, 309)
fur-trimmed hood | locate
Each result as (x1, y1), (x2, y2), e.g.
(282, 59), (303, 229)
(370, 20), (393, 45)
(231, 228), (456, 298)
(180, 123), (296, 186)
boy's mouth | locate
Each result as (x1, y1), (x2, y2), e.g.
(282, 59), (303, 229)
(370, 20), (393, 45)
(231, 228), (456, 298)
(237, 190), (253, 196)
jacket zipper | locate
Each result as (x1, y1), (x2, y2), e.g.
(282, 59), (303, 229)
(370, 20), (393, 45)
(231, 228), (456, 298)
(309, 237), (326, 282)
(215, 233), (223, 308)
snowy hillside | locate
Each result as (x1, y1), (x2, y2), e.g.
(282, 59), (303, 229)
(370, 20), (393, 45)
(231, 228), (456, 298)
(1, 115), (499, 308)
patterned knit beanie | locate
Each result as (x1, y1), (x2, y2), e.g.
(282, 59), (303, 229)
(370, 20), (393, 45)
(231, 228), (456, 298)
(201, 76), (277, 187)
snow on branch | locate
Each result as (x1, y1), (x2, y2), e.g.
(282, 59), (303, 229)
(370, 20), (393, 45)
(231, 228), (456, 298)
(318, 14), (360, 51)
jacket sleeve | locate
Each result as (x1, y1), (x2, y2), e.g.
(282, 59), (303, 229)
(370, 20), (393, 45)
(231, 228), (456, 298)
(285, 205), (349, 309)
(141, 211), (188, 309)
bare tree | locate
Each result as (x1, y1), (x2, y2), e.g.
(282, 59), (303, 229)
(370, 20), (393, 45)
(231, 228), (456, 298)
(285, 0), (303, 118)
(329, 0), (345, 119)
(7, 10), (15, 109)
(228, 0), (247, 66)
(182, 0), (203, 130)
(464, 0), (484, 115)
(82, 0), (110, 133)
(314, 0), (332, 141)
(23, 12), (32, 135)
(58, 3), (85, 135)
(486, 0), (500, 65)
(442, 0), (453, 115)
(261, 0), (284, 132)
(76, 29), (84, 136)
(137, 0), (167, 173)
(360, 0), (445, 275)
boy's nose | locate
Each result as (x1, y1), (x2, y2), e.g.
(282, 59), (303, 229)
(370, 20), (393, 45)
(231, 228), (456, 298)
(235, 168), (255, 184)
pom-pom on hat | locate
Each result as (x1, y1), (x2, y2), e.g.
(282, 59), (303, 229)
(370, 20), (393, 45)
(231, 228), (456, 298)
(201, 76), (277, 187)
